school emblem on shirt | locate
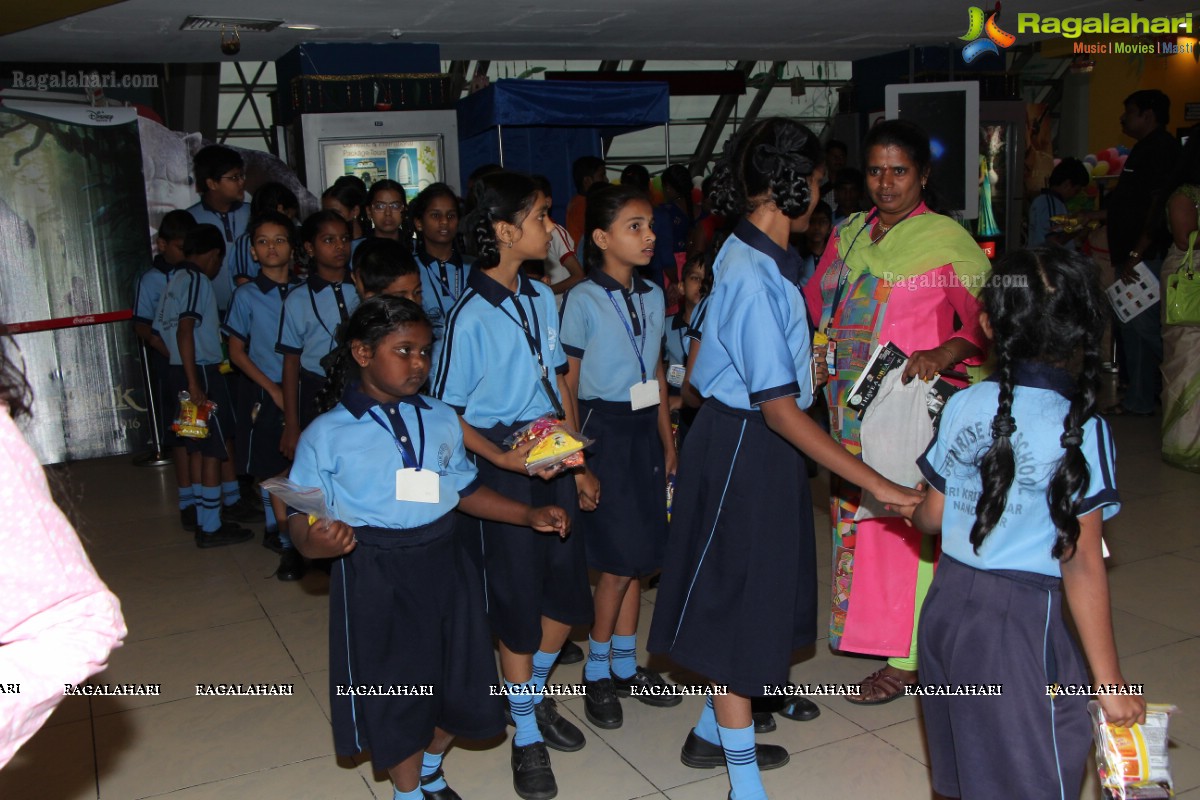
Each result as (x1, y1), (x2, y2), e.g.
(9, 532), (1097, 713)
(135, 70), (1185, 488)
(547, 325), (558, 352)
(438, 443), (452, 474)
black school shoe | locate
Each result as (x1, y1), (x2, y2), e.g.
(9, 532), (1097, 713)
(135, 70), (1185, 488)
(180, 505), (198, 532)
(221, 494), (265, 524)
(420, 768), (462, 800)
(583, 678), (622, 729)
(779, 697), (821, 722)
(262, 529), (285, 554)
(679, 730), (790, 770)
(610, 666), (683, 707)
(276, 548), (306, 582)
(511, 741), (557, 800)
(753, 711), (777, 733)
(503, 696), (586, 752)
(556, 639), (584, 665)
(194, 522), (253, 548)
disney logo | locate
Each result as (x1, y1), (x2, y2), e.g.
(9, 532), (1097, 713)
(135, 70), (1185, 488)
(87, 110), (114, 122)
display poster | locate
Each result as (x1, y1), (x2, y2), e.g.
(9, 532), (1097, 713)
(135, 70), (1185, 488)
(322, 138), (442, 200)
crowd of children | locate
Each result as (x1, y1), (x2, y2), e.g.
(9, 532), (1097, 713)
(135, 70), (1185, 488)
(133, 132), (1144, 800)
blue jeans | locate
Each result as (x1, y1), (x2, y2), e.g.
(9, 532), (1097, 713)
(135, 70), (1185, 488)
(1116, 258), (1164, 414)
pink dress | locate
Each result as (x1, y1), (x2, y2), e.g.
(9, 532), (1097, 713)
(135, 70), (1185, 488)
(0, 404), (125, 768)
(803, 206), (989, 656)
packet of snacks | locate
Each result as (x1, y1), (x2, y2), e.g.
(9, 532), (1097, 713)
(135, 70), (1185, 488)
(1088, 701), (1177, 799)
(503, 416), (592, 475)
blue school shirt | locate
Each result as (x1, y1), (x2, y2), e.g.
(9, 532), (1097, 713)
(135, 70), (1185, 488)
(222, 272), (300, 383)
(663, 311), (691, 368)
(289, 384), (481, 529)
(917, 361), (1120, 577)
(559, 270), (665, 402)
(153, 263), (224, 367)
(417, 248), (471, 341)
(431, 268), (566, 429)
(186, 199), (250, 313)
(276, 275), (360, 376)
(1026, 190), (1077, 250)
(132, 255), (173, 327)
(227, 232), (257, 284)
(690, 219), (814, 411)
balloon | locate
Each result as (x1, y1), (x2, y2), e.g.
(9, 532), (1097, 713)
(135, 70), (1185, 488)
(1053, 158), (1062, 166)
(1114, 154), (1127, 171)
(1117, 145), (1130, 155)
(1092, 161), (1109, 176)
(1084, 154), (1098, 166)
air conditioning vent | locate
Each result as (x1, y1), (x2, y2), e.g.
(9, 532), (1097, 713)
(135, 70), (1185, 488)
(179, 16), (284, 33)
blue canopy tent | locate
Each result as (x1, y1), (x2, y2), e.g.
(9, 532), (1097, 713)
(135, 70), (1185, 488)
(457, 79), (671, 222)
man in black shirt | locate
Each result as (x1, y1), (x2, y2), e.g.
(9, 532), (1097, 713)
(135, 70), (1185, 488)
(1102, 89), (1180, 415)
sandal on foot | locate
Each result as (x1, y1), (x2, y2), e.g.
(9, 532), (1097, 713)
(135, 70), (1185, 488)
(846, 668), (916, 706)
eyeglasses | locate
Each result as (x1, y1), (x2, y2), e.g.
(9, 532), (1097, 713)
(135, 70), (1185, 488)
(372, 202), (404, 212)
(220, 173), (246, 183)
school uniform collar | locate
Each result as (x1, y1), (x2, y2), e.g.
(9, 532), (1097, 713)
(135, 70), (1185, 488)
(152, 254), (173, 275)
(588, 268), (654, 295)
(986, 360), (1075, 399)
(733, 218), (803, 286)
(670, 312), (689, 331)
(199, 197), (245, 215)
(306, 273), (347, 293)
(340, 383), (430, 418)
(467, 267), (539, 307)
(253, 271), (296, 294)
(176, 260), (203, 274)
(417, 247), (463, 269)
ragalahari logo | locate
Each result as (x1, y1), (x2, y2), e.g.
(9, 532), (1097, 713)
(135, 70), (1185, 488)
(961, 2), (1017, 63)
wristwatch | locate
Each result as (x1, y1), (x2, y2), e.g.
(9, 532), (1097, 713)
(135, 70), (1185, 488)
(1129, 250), (1142, 260)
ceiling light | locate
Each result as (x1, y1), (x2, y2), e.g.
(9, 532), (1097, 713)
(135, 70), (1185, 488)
(285, 24), (321, 31)
(179, 16), (283, 33)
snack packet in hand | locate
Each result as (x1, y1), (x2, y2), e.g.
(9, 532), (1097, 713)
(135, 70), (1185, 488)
(503, 416), (592, 474)
(1089, 701), (1177, 799)
(172, 391), (214, 439)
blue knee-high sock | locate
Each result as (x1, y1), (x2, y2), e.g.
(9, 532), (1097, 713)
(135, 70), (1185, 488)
(392, 787), (421, 800)
(198, 485), (222, 533)
(507, 680), (542, 746)
(178, 485), (195, 510)
(260, 487), (277, 532)
(421, 751), (446, 791)
(585, 636), (611, 681)
(693, 696), (719, 745)
(718, 723), (767, 800)
(530, 649), (557, 705)
(221, 480), (241, 507)
(610, 633), (637, 679)
(191, 483), (203, 510)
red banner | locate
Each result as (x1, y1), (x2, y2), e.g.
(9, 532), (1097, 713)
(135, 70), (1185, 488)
(3, 309), (132, 335)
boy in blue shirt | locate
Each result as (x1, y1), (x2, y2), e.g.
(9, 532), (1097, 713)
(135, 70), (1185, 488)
(186, 145), (251, 314)
(155, 224), (253, 548)
(133, 209), (197, 530)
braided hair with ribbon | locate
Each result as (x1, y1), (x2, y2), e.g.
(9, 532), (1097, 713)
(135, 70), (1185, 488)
(709, 118), (822, 222)
(970, 247), (1106, 558)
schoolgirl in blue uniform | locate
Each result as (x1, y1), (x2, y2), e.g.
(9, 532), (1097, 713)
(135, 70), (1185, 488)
(288, 296), (570, 800)
(903, 247), (1145, 800)
(559, 184), (679, 730)
(646, 119), (920, 800)
(431, 171), (593, 800)
(663, 253), (707, 447)
(222, 210), (304, 580)
(411, 183), (470, 340)
(277, 210), (359, 458)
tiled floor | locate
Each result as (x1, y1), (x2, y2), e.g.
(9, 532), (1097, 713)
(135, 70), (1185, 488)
(2, 412), (1197, 799)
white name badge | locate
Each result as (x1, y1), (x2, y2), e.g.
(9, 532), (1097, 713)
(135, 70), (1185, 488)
(666, 364), (686, 388)
(396, 468), (439, 504)
(629, 379), (661, 410)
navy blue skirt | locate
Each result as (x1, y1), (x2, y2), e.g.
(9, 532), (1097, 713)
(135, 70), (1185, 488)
(329, 513), (505, 771)
(648, 400), (817, 696)
(578, 398), (668, 576)
(919, 556), (1091, 800)
(298, 369), (326, 430)
(456, 420), (592, 653)
(234, 375), (288, 479)
(168, 364), (235, 461)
